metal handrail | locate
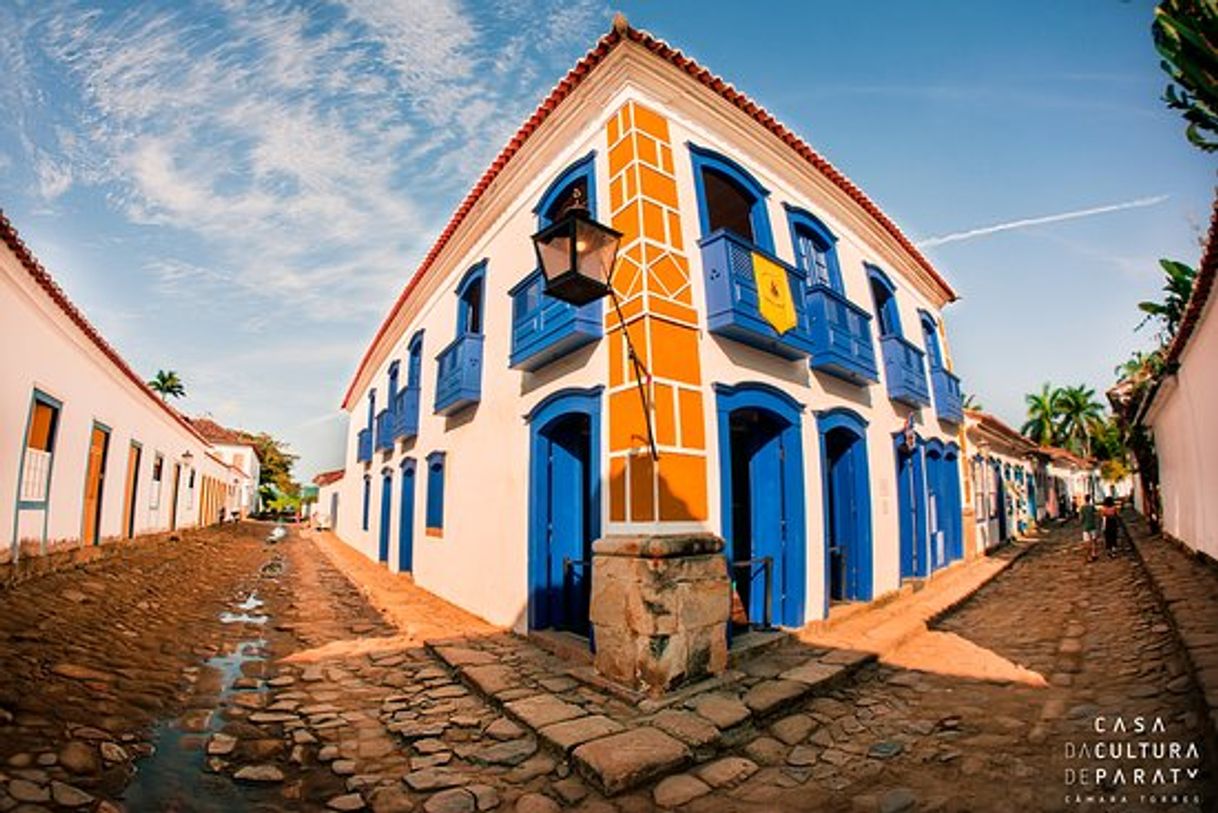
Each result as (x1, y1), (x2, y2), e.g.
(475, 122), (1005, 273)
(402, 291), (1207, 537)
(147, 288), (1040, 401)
(730, 555), (774, 630)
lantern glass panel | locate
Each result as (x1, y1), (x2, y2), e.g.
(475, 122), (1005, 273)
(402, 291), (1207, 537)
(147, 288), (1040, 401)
(574, 219), (617, 288)
(537, 227), (573, 282)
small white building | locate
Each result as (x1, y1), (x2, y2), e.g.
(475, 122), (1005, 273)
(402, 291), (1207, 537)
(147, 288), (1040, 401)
(1141, 201), (1217, 562)
(964, 410), (1037, 550)
(1, 211), (239, 567)
(312, 469), (344, 531)
(188, 417), (262, 518)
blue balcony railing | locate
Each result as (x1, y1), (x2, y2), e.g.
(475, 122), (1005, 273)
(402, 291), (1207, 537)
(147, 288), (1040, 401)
(806, 283), (879, 384)
(700, 229), (816, 360)
(393, 384), (420, 441)
(434, 333), (484, 416)
(356, 428), (372, 463)
(509, 270), (602, 371)
(880, 334), (931, 408)
(931, 366), (964, 424)
(374, 408), (394, 452)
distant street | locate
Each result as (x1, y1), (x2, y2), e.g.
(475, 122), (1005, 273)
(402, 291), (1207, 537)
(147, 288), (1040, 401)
(0, 520), (1212, 812)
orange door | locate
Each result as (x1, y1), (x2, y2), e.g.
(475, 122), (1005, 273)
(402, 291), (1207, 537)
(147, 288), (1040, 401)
(122, 443), (141, 538)
(81, 425), (110, 545)
(169, 463), (181, 531)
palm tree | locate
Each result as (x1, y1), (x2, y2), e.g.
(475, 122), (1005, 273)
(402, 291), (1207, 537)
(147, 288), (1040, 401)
(149, 369), (186, 401)
(1113, 349), (1164, 382)
(1021, 383), (1060, 446)
(1056, 385), (1105, 457)
(1137, 259), (1197, 340)
(962, 393), (983, 411)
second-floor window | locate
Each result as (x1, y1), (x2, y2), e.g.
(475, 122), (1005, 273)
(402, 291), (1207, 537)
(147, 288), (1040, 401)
(456, 262), (486, 337)
(921, 312), (944, 368)
(689, 144), (773, 252)
(867, 266), (902, 337)
(786, 207), (843, 292)
(408, 331), (424, 388)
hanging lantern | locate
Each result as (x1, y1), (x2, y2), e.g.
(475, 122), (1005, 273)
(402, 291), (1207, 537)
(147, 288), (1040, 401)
(530, 187), (622, 306)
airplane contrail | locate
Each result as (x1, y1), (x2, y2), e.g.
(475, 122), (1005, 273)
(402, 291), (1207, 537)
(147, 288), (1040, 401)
(915, 195), (1169, 248)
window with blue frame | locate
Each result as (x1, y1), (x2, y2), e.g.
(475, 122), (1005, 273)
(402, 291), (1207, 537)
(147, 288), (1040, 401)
(509, 154), (603, 371)
(785, 206), (843, 291)
(407, 331), (423, 387)
(867, 266), (902, 337)
(361, 474), (371, 531)
(457, 265), (484, 336)
(388, 360), (400, 401)
(425, 451), (445, 537)
(689, 144), (773, 252)
(18, 390), (61, 506)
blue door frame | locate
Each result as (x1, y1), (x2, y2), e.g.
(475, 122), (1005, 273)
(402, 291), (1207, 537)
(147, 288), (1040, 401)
(943, 445), (963, 562)
(399, 458), (416, 572)
(819, 408), (873, 607)
(378, 470), (392, 563)
(925, 440), (946, 572)
(992, 461), (1008, 541)
(527, 387), (602, 635)
(715, 383), (807, 629)
(895, 433), (927, 580)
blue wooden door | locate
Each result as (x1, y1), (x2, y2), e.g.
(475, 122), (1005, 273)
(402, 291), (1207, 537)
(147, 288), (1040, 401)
(897, 444), (926, 579)
(828, 429), (871, 601)
(399, 463), (415, 572)
(378, 472), (392, 563)
(926, 450), (946, 572)
(747, 429), (786, 626)
(532, 415), (591, 633)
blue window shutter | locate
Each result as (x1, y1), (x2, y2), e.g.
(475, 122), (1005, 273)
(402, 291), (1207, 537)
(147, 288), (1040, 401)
(361, 476), (371, 531)
(425, 451), (446, 535)
(408, 331), (424, 387)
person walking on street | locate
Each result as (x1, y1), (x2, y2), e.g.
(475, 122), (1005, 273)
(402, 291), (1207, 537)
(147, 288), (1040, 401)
(1100, 496), (1125, 558)
(1081, 495), (1100, 563)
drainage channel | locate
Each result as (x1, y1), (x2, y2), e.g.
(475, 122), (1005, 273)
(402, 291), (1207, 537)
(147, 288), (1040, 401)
(120, 590), (275, 812)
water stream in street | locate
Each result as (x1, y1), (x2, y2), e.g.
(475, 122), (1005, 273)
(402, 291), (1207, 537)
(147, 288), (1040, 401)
(120, 591), (275, 812)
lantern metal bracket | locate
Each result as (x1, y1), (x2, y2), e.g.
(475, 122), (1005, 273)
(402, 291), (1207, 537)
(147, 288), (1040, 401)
(607, 282), (660, 462)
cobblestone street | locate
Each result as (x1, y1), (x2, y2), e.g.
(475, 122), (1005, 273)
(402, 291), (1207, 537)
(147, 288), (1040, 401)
(0, 520), (1213, 812)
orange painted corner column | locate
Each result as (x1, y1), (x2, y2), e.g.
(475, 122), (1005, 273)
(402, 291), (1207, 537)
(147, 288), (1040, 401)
(605, 100), (708, 526)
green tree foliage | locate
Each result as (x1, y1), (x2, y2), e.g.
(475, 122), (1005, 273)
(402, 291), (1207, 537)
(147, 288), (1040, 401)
(240, 431), (300, 497)
(1055, 385), (1106, 457)
(148, 369), (186, 401)
(1153, 0), (1218, 151)
(962, 393), (984, 411)
(1021, 383), (1061, 446)
(1137, 259), (1198, 341)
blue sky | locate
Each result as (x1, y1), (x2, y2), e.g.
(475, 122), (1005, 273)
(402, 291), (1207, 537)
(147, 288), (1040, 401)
(1, 1), (1211, 479)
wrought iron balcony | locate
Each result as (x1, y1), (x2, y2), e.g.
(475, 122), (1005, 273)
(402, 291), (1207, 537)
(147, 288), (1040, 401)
(806, 283), (879, 384)
(434, 333), (484, 416)
(374, 408), (394, 452)
(356, 427), (372, 463)
(393, 384), (420, 441)
(509, 270), (601, 371)
(879, 334), (931, 408)
(931, 366), (964, 424)
(700, 229), (816, 360)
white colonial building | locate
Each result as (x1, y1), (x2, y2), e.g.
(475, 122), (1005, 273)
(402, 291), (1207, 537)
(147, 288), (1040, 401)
(1, 212), (241, 568)
(188, 417), (262, 518)
(330, 22), (968, 635)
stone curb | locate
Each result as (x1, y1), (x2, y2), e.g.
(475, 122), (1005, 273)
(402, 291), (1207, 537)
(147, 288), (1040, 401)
(425, 635), (875, 796)
(1123, 517), (1218, 766)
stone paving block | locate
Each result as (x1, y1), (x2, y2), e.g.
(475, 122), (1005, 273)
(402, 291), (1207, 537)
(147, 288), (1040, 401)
(432, 647), (496, 668)
(505, 694), (586, 730)
(468, 737), (537, 767)
(691, 692), (750, 729)
(538, 715), (624, 753)
(572, 726), (691, 796)
(742, 679), (811, 716)
(779, 660), (846, 686)
(460, 664), (517, 697)
(648, 709), (720, 749)
(653, 773), (711, 808)
(695, 755), (758, 788)
(818, 648), (876, 668)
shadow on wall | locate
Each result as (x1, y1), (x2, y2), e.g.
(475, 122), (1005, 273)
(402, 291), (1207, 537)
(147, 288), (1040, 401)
(717, 338), (812, 390)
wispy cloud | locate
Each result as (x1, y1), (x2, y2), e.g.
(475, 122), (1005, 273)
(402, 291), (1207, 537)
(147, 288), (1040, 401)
(916, 195), (1169, 248)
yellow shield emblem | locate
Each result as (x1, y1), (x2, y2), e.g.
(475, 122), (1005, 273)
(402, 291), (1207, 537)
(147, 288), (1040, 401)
(752, 253), (797, 335)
